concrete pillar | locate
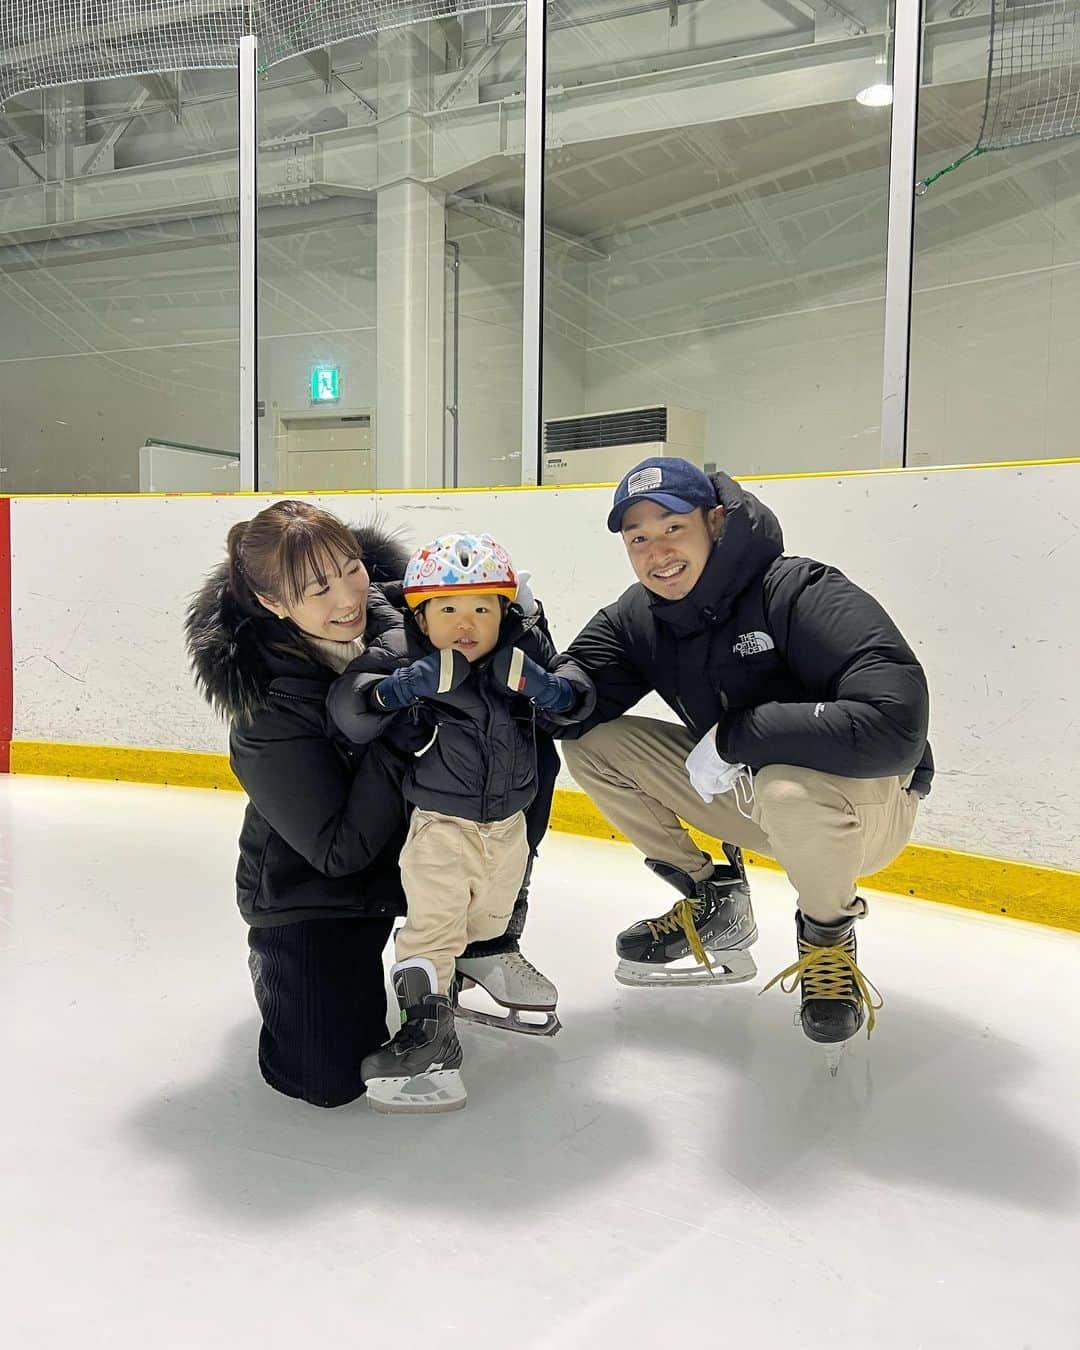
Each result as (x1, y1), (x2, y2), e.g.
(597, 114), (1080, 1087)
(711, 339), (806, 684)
(376, 25), (447, 489)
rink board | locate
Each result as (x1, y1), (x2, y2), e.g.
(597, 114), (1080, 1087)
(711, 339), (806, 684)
(5, 738), (1078, 934)
(1, 462), (1078, 921)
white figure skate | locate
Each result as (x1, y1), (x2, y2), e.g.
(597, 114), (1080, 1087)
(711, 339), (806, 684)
(453, 951), (562, 1037)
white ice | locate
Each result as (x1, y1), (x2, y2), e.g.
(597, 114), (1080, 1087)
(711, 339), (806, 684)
(1, 775), (1078, 1349)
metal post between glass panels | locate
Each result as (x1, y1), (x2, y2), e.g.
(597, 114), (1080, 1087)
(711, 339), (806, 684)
(520, 0), (548, 487)
(239, 34), (258, 490)
(880, 0), (924, 468)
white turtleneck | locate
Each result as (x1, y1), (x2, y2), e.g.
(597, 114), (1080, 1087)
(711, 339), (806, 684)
(304, 634), (366, 674)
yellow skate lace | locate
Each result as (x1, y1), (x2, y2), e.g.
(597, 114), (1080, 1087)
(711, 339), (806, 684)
(647, 898), (713, 972)
(760, 941), (883, 1036)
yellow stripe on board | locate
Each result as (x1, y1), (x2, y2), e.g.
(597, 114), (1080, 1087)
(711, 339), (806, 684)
(10, 739), (1080, 935)
(10, 741), (241, 792)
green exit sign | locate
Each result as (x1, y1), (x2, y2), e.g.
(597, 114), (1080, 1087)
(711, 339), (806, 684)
(311, 365), (340, 402)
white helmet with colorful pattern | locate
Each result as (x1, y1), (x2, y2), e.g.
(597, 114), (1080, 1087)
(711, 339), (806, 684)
(403, 532), (518, 610)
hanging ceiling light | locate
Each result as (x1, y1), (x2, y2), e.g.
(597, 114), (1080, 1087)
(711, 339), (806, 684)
(856, 82), (894, 107)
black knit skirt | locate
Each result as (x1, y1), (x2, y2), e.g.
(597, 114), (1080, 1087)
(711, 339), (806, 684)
(247, 916), (394, 1108)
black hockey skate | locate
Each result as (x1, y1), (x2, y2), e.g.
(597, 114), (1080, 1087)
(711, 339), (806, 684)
(362, 957), (466, 1113)
(761, 911), (883, 1076)
(615, 843), (758, 988)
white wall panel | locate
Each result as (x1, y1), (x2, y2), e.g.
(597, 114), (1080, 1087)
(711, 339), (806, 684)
(10, 461), (1079, 869)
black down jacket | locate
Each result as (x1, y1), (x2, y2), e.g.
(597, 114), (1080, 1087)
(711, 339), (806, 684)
(327, 588), (596, 823)
(563, 473), (934, 795)
(186, 524), (419, 927)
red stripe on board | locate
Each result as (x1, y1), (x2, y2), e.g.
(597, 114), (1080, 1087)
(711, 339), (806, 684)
(0, 499), (11, 773)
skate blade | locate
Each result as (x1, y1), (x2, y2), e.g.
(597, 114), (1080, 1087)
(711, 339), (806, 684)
(792, 1013), (849, 1078)
(364, 1069), (466, 1114)
(615, 949), (757, 988)
(454, 1001), (562, 1037)
(452, 979), (562, 1036)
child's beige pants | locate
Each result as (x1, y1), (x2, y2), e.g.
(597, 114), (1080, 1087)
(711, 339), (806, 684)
(396, 808), (530, 993)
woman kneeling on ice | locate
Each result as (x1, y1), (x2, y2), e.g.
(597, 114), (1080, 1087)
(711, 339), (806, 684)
(187, 502), (566, 1110)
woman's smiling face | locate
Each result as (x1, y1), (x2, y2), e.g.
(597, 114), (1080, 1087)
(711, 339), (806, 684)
(258, 547), (370, 641)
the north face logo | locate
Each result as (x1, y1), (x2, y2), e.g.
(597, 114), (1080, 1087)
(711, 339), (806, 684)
(733, 631), (775, 657)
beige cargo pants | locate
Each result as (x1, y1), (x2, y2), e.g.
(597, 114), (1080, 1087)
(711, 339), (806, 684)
(395, 808), (530, 992)
(562, 716), (919, 922)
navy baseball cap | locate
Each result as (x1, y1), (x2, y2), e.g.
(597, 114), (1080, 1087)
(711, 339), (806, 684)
(607, 457), (717, 533)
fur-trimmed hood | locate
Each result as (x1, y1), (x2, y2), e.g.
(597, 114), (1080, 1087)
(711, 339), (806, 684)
(185, 521), (412, 723)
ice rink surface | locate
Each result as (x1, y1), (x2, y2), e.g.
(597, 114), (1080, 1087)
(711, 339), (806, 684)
(1, 776), (1077, 1349)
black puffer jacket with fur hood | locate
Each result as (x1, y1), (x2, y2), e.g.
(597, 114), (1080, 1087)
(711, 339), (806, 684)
(185, 524), (415, 927)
